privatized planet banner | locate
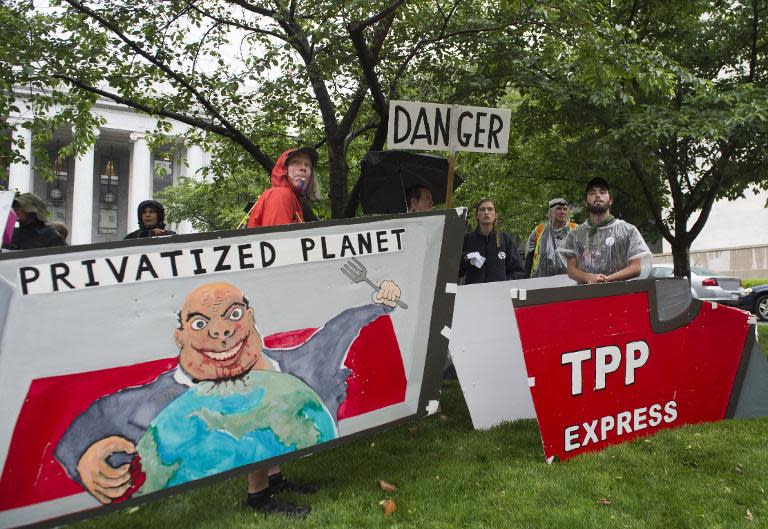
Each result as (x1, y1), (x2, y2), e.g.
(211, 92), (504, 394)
(0, 210), (465, 529)
(512, 278), (768, 461)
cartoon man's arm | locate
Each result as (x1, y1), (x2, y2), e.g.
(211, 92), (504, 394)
(55, 371), (184, 503)
(54, 390), (140, 503)
(75, 436), (136, 504)
(266, 281), (401, 417)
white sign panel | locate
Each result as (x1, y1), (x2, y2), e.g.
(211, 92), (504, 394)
(0, 212), (465, 529)
(387, 100), (511, 153)
(449, 275), (575, 429)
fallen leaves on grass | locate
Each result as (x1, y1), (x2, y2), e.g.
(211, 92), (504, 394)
(746, 509), (753, 522)
(735, 464), (744, 474)
(378, 480), (397, 492)
(407, 426), (418, 436)
(439, 414), (448, 422)
(598, 498), (612, 506)
(379, 499), (397, 515)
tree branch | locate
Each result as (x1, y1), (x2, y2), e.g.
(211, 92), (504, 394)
(624, 149), (674, 242)
(688, 142), (734, 240)
(750, 0), (759, 82)
(348, 10), (396, 120)
(349, 0), (406, 31)
(221, 0), (276, 18)
(190, 4), (287, 42)
(53, 75), (275, 172)
(61, 0), (251, 153)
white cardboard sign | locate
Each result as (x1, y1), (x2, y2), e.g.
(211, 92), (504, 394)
(387, 100), (511, 153)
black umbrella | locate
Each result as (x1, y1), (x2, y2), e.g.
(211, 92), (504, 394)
(354, 151), (463, 215)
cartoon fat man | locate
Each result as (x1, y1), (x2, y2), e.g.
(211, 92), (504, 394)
(175, 282), (273, 381)
(56, 279), (403, 504)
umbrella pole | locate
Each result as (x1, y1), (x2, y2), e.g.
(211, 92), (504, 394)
(446, 149), (456, 208)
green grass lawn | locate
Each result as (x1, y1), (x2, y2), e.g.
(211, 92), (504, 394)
(71, 341), (768, 529)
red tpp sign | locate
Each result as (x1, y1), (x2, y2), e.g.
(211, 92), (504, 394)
(513, 282), (752, 461)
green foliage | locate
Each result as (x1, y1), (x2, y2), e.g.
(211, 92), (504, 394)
(4, 0), (766, 272)
(482, 0), (768, 274)
(743, 279), (768, 289)
(3, 0), (521, 216)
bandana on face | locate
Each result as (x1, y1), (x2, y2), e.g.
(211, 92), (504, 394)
(587, 214), (615, 235)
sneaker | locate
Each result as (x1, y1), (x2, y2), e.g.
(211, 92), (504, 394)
(267, 474), (319, 495)
(246, 493), (311, 518)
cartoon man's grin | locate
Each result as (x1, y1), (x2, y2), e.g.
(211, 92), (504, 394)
(198, 337), (247, 363)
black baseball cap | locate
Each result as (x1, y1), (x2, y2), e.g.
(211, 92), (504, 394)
(286, 147), (319, 167)
(585, 177), (610, 195)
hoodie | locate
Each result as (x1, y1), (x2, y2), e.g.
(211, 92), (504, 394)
(247, 149), (308, 228)
(124, 200), (176, 239)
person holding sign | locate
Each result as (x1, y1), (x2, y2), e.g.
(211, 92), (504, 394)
(5, 193), (65, 250)
(460, 198), (525, 284)
(558, 178), (651, 284)
(244, 146), (322, 517)
(247, 147), (320, 227)
(124, 200), (176, 239)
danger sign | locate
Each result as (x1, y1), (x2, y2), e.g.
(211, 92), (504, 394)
(387, 100), (511, 153)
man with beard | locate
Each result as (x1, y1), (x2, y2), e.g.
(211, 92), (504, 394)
(559, 178), (651, 284)
(524, 198), (577, 278)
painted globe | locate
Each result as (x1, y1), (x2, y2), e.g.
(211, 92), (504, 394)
(136, 369), (336, 495)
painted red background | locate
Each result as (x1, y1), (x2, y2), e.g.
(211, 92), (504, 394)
(0, 315), (405, 511)
(515, 292), (750, 461)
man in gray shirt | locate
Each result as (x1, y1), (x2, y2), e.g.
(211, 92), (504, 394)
(559, 178), (651, 284)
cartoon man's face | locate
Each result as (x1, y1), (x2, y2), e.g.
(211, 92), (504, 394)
(175, 282), (263, 381)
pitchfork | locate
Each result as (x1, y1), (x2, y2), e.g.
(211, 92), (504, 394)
(341, 258), (408, 309)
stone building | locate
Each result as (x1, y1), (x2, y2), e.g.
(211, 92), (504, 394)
(5, 96), (209, 244)
(654, 190), (768, 278)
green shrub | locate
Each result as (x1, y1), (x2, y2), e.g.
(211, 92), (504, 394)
(743, 278), (768, 288)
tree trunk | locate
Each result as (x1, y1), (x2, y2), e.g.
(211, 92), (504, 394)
(670, 238), (691, 279)
(326, 137), (349, 218)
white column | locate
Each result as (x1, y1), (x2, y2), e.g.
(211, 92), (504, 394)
(128, 132), (152, 233)
(70, 141), (96, 245)
(186, 144), (205, 180)
(8, 124), (33, 193)
(175, 144), (206, 234)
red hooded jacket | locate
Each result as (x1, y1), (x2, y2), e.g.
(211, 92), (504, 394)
(247, 149), (305, 227)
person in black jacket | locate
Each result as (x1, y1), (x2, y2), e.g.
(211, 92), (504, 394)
(460, 198), (525, 284)
(124, 200), (176, 239)
(4, 193), (65, 251)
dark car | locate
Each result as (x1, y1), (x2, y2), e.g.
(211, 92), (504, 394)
(739, 283), (768, 322)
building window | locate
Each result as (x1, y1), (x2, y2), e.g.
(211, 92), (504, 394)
(153, 150), (175, 195)
(46, 149), (69, 224)
(98, 158), (119, 234)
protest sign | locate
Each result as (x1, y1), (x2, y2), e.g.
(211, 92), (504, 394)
(387, 100), (511, 154)
(512, 279), (766, 461)
(448, 275), (574, 429)
(0, 210), (465, 529)
(386, 100), (511, 207)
